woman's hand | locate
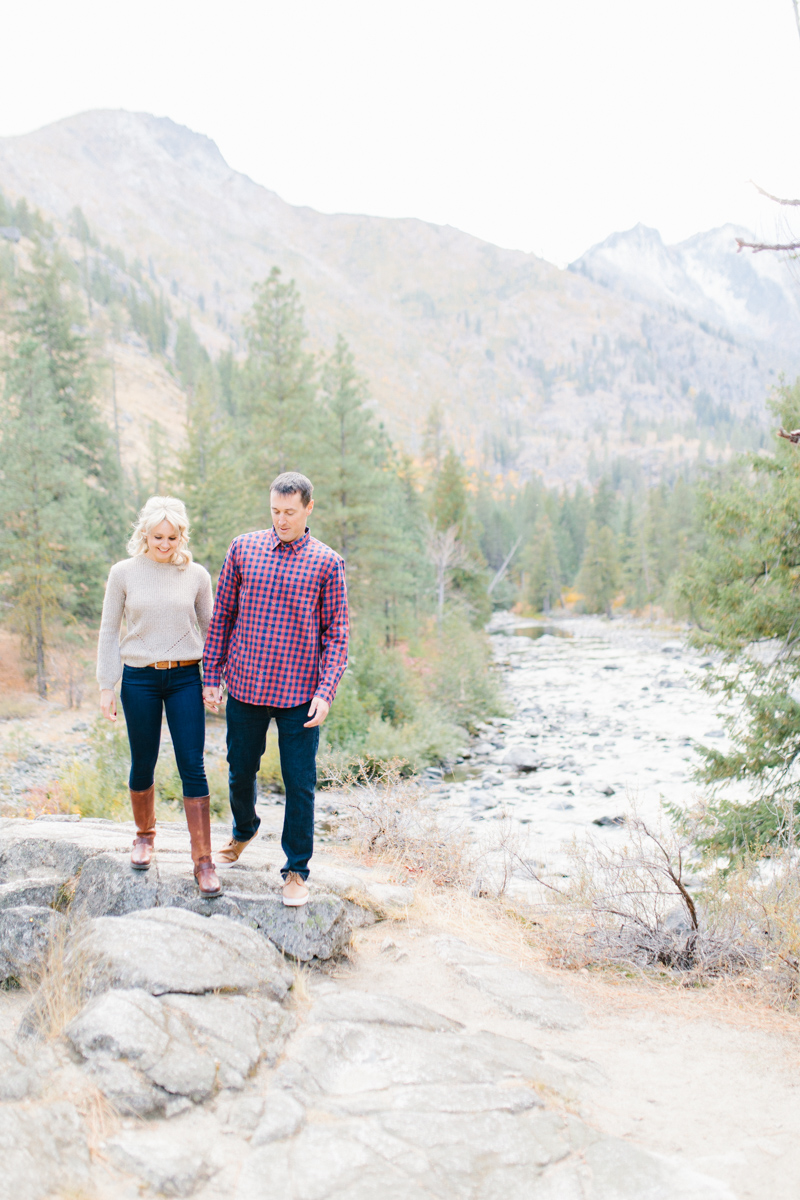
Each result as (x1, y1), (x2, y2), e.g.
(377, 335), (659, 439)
(100, 688), (117, 723)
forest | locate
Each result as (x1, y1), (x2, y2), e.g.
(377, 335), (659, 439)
(2, 190), (799, 834)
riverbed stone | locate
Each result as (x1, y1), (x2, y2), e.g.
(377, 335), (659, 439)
(435, 936), (584, 1029)
(105, 1126), (213, 1197)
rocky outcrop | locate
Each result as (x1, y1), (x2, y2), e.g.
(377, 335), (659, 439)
(0, 817), (375, 966)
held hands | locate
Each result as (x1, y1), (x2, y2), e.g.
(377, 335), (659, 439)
(203, 685), (223, 713)
(304, 696), (330, 728)
(100, 688), (117, 723)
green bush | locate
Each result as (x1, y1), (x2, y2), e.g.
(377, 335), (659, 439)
(429, 613), (505, 732)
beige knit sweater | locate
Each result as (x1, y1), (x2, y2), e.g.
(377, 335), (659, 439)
(96, 555), (213, 690)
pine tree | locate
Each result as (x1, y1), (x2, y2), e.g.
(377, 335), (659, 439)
(312, 336), (421, 625)
(240, 267), (316, 521)
(0, 341), (97, 695)
(172, 370), (243, 573)
(11, 241), (126, 585)
(576, 521), (620, 616)
(525, 515), (562, 612)
(429, 447), (488, 620)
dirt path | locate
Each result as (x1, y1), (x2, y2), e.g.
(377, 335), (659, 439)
(343, 916), (800, 1200)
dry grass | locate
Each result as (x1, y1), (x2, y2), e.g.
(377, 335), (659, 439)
(23, 918), (96, 1039)
(324, 761), (475, 888)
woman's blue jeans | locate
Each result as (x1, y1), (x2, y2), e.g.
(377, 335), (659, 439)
(119, 664), (208, 797)
(226, 694), (318, 880)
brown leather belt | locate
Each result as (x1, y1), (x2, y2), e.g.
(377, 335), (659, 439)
(146, 659), (201, 670)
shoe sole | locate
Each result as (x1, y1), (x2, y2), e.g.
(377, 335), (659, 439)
(214, 861), (241, 870)
(282, 895), (309, 907)
(131, 862), (151, 871)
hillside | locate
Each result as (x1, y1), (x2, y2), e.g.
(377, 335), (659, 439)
(1, 109), (797, 485)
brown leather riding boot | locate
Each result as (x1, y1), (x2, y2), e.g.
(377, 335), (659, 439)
(129, 785), (156, 870)
(183, 795), (221, 897)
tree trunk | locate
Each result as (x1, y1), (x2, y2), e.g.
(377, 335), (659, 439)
(34, 601), (46, 699)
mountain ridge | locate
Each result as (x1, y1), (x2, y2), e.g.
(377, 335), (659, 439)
(1, 109), (796, 484)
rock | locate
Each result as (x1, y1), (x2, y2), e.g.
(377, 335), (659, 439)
(0, 875), (62, 911)
(0, 1101), (90, 1200)
(600, 785), (616, 796)
(380, 937), (397, 953)
(67, 985), (293, 1114)
(0, 1037), (38, 1101)
(502, 746), (543, 771)
(215, 1092), (265, 1133)
(105, 1127), (212, 1197)
(0, 831), (93, 882)
(0, 905), (64, 985)
(435, 937), (584, 1030)
(363, 882), (414, 909)
(82, 908), (293, 998)
(0, 822), (373, 962)
(582, 1137), (737, 1199)
(310, 990), (463, 1032)
(592, 815), (626, 827)
(251, 1090), (306, 1145)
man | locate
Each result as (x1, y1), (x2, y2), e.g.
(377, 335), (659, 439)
(202, 472), (348, 907)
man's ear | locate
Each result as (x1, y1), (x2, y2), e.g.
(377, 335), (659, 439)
(306, 498), (315, 516)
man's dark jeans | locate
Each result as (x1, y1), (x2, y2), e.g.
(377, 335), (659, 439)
(120, 664), (208, 796)
(226, 693), (319, 880)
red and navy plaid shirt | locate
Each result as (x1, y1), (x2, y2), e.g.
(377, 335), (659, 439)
(203, 527), (348, 708)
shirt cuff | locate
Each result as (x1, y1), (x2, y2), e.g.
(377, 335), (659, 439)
(315, 682), (336, 705)
(202, 665), (222, 688)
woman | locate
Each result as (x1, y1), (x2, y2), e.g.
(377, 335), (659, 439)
(97, 495), (221, 897)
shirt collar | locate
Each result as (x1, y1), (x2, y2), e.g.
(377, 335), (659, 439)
(267, 527), (311, 554)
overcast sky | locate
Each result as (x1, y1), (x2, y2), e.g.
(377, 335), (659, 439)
(2, 0), (800, 264)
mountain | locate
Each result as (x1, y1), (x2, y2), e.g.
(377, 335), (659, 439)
(0, 110), (797, 486)
(570, 223), (800, 349)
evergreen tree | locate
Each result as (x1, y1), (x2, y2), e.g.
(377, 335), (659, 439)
(11, 241), (126, 582)
(312, 336), (422, 627)
(241, 267), (316, 520)
(576, 521), (620, 616)
(525, 514), (561, 612)
(172, 370), (243, 573)
(429, 446), (488, 620)
(0, 341), (97, 695)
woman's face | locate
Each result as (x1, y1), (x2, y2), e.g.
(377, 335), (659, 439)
(146, 519), (180, 562)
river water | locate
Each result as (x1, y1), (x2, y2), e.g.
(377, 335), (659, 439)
(432, 612), (731, 872)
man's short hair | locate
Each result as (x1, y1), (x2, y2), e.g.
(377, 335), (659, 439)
(270, 471), (313, 507)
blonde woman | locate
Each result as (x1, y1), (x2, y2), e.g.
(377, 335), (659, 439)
(96, 496), (221, 897)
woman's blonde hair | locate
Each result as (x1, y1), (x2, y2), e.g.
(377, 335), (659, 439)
(127, 495), (193, 568)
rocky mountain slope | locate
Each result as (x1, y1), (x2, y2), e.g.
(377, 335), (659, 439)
(1, 110), (797, 485)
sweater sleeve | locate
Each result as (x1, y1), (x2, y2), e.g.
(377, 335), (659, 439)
(96, 566), (126, 690)
(195, 567), (213, 641)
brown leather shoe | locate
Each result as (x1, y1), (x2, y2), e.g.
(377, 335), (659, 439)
(183, 795), (221, 898)
(129, 785), (156, 870)
(216, 835), (256, 868)
(282, 872), (309, 907)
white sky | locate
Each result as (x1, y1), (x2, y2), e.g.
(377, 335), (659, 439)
(1, 0), (800, 265)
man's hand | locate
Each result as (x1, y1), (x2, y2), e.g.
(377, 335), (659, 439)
(304, 696), (330, 727)
(100, 688), (117, 723)
(203, 685), (223, 713)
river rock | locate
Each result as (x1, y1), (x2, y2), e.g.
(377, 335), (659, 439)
(435, 936), (584, 1029)
(0, 875), (62, 911)
(502, 746), (543, 771)
(82, 907), (293, 998)
(0, 905), (64, 985)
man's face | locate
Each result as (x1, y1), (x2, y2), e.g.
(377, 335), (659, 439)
(271, 491), (313, 543)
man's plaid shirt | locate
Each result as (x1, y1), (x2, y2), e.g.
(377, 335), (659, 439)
(203, 527), (349, 708)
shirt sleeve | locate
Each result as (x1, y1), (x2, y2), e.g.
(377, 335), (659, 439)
(316, 556), (349, 705)
(96, 566), (125, 691)
(202, 542), (240, 688)
(195, 567), (213, 640)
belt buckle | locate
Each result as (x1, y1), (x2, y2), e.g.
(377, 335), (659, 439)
(154, 661), (169, 670)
